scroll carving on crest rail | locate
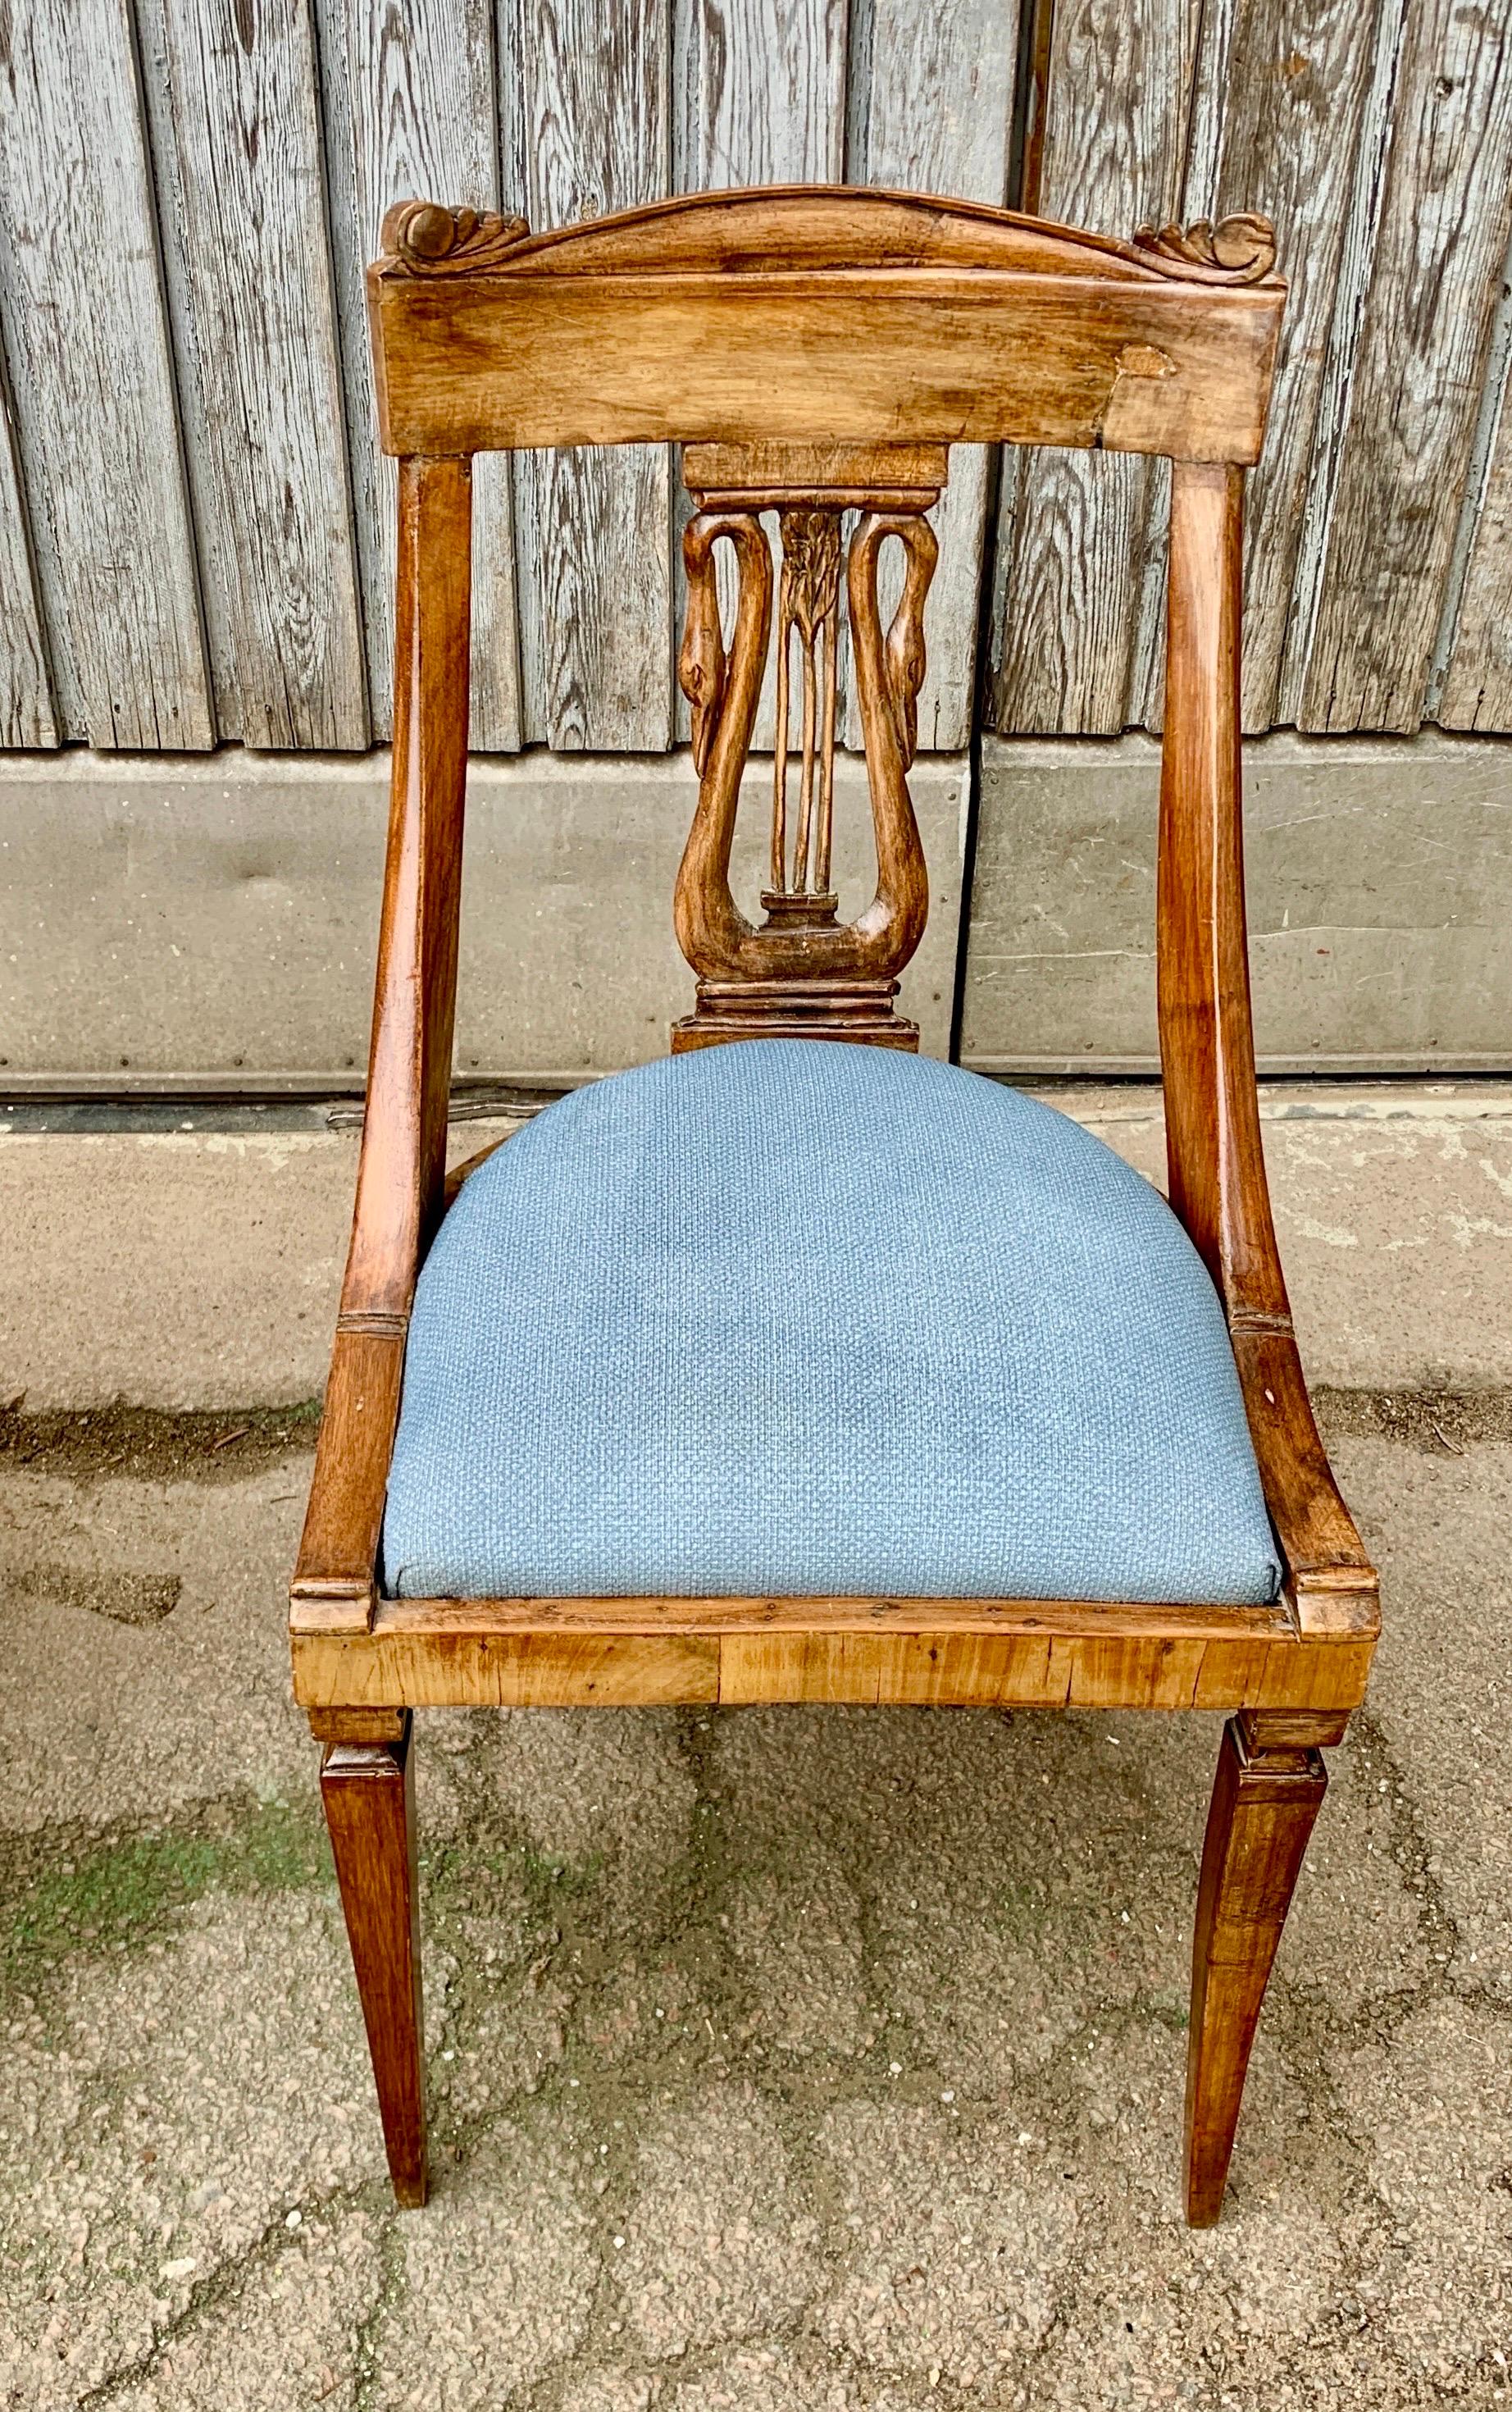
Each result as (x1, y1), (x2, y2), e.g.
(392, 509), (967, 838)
(1131, 212), (1277, 285)
(672, 443), (945, 1054)
(382, 201), (531, 276)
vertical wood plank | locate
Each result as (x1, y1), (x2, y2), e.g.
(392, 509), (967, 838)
(318, 0), (521, 748)
(1275, 0), (1407, 726)
(853, 0), (1017, 750)
(505, 0), (672, 750)
(1298, 0), (1512, 732)
(676, 0), (847, 183)
(1220, 2), (1387, 732)
(989, 0), (1202, 735)
(0, 0), (212, 748)
(139, 0), (369, 749)
(1437, 247), (1512, 728)
(0, 361), (57, 749)
(1128, 0), (1386, 734)
(673, 0), (848, 751)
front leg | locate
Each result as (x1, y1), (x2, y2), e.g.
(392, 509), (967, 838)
(1185, 1709), (1334, 2226)
(318, 1708), (428, 2207)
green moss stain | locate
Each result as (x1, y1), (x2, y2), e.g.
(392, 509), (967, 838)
(2, 1799), (330, 1995)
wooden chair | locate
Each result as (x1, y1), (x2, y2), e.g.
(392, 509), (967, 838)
(291, 187), (1378, 2226)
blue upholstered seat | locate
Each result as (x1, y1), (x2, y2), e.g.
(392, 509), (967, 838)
(381, 1041), (1279, 1605)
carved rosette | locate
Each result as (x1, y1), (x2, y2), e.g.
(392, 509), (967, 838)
(381, 200), (531, 275)
(1131, 212), (1277, 285)
(672, 444), (944, 1052)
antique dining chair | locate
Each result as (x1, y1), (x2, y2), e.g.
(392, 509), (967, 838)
(291, 186), (1378, 2226)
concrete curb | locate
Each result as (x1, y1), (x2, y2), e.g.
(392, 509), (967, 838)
(4, 1083), (1510, 1407)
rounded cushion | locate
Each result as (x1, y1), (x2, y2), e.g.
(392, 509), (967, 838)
(381, 1039), (1279, 1604)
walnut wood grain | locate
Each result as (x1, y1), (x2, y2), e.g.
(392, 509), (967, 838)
(1185, 1712), (1327, 2225)
(371, 271), (1279, 463)
(304, 1629), (722, 1709)
(289, 1329), (405, 1630)
(367, 188), (1283, 464)
(1132, 212), (1277, 283)
(307, 1704), (407, 1746)
(717, 1633), (1371, 1712)
(378, 184), (1279, 284)
(345, 454), (471, 1304)
(291, 1609), (1373, 1717)
(681, 438), (950, 505)
(349, 1593), (1298, 1637)
(321, 1717), (427, 2207)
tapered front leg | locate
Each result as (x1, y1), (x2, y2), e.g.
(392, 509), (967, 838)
(1185, 1711), (1329, 2226)
(321, 1712), (428, 2207)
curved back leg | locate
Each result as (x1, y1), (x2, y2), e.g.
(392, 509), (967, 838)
(321, 1712), (429, 2207)
(1185, 1711), (1332, 2224)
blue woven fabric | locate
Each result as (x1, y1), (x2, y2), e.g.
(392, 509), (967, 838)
(381, 1040), (1279, 1604)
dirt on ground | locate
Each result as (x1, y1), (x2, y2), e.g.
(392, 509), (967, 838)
(3, 1384), (1509, 1484)
(2, 1414), (1511, 2409)
(0, 1398), (321, 1484)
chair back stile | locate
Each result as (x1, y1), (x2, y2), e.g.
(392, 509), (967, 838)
(1157, 458), (1369, 1607)
(1159, 458), (1278, 1306)
(348, 455), (473, 1312)
(292, 457), (471, 1627)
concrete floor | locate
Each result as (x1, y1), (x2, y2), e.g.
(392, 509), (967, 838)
(2, 1087), (1511, 2409)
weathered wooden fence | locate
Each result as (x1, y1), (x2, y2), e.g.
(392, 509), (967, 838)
(992, 0), (1512, 738)
(0, 0), (1509, 759)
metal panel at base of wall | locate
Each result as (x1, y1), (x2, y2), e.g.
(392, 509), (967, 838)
(0, 749), (965, 1083)
(961, 730), (1512, 1075)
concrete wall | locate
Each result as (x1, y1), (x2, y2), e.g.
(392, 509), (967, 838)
(5, 731), (1509, 1087)
(960, 732), (1512, 1076)
(0, 748), (966, 1084)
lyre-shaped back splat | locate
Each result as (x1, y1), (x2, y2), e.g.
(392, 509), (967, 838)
(672, 441), (943, 1051)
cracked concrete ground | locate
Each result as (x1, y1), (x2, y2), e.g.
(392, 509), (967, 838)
(2, 1090), (1511, 2409)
